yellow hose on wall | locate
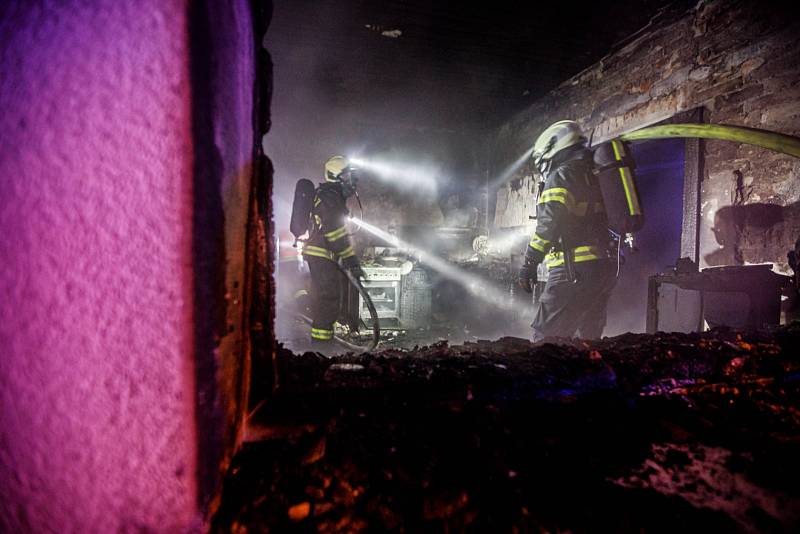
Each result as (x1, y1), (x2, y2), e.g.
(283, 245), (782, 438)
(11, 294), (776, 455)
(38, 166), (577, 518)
(618, 123), (800, 158)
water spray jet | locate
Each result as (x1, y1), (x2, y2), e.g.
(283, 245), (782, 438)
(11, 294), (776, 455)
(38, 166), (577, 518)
(350, 217), (524, 312)
(349, 156), (440, 193)
(488, 145), (535, 190)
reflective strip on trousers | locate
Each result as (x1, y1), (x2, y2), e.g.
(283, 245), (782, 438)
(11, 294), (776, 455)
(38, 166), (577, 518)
(338, 245), (355, 259)
(311, 327), (333, 340)
(303, 245), (336, 261)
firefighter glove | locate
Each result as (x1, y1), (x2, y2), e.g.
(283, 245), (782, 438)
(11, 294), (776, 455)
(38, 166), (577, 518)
(518, 261), (538, 294)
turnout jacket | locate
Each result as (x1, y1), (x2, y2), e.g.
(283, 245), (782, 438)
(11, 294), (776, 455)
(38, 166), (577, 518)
(526, 146), (610, 268)
(302, 182), (357, 263)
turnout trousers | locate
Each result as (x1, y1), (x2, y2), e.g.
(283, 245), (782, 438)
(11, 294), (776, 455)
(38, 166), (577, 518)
(532, 259), (617, 342)
(305, 256), (341, 341)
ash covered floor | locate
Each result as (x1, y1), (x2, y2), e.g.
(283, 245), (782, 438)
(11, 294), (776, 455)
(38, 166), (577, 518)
(215, 325), (800, 533)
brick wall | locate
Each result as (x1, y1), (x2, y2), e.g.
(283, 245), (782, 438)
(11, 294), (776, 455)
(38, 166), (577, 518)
(491, 0), (800, 272)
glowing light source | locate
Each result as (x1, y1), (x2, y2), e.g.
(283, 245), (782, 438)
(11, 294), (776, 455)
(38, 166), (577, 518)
(349, 155), (440, 193)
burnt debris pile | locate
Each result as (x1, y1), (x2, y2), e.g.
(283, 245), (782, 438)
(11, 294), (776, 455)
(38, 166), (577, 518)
(215, 324), (800, 533)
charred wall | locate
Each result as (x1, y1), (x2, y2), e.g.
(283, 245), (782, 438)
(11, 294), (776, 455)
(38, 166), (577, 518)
(492, 0), (800, 273)
(190, 0), (257, 517)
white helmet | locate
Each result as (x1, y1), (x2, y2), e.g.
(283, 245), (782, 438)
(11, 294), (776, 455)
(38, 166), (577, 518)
(324, 155), (350, 182)
(532, 120), (586, 171)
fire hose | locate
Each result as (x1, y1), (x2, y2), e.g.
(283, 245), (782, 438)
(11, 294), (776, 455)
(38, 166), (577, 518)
(618, 123), (800, 158)
(296, 257), (381, 353)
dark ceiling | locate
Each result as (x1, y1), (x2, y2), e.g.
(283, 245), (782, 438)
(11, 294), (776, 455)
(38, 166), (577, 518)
(266, 0), (683, 130)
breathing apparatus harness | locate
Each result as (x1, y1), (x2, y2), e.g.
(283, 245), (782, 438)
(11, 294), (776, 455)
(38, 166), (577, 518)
(532, 137), (643, 282)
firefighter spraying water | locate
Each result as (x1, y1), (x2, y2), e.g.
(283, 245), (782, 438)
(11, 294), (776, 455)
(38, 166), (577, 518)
(289, 156), (379, 353)
(283, 122), (669, 350)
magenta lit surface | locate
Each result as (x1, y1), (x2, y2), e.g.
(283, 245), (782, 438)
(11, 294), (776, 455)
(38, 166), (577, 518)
(0, 1), (201, 531)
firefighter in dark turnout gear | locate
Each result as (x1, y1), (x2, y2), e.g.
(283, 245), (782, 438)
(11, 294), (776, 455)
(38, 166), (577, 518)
(302, 156), (362, 344)
(519, 121), (617, 342)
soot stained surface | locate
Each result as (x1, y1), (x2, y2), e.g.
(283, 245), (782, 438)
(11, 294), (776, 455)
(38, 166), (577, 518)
(215, 326), (800, 533)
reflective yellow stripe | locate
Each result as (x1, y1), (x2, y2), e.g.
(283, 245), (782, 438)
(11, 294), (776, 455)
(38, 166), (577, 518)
(311, 327), (333, 334)
(314, 197), (321, 207)
(539, 187), (579, 214)
(303, 245), (335, 261)
(539, 195), (567, 206)
(619, 166), (641, 216)
(293, 289), (308, 299)
(311, 327), (333, 340)
(529, 233), (550, 252)
(545, 245), (607, 268)
(610, 138), (626, 158)
(538, 188), (573, 204)
(324, 225), (348, 241)
(337, 245), (355, 259)
(538, 188), (602, 217)
(542, 187), (570, 196)
(611, 140), (641, 217)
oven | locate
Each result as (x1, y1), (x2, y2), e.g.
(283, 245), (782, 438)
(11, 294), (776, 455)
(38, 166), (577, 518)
(358, 266), (403, 325)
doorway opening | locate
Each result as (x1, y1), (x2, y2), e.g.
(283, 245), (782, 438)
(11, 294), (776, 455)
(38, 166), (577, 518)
(605, 137), (686, 335)
(604, 109), (703, 335)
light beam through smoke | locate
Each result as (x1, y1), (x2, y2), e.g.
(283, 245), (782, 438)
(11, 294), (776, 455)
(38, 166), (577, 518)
(350, 156), (440, 193)
(349, 217), (521, 312)
(483, 229), (531, 256)
(488, 145), (535, 189)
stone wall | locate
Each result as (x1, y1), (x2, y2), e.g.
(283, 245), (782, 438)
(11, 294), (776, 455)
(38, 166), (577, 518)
(491, 0), (800, 272)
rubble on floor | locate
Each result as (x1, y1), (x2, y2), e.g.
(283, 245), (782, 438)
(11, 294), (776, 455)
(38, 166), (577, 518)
(215, 324), (800, 533)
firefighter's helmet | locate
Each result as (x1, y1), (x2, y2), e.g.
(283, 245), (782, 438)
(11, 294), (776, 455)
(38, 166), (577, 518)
(324, 155), (351, 182)
(532, 120), (586, 171)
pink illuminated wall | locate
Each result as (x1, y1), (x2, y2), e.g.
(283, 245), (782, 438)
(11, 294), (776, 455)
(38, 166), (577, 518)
(0, 0), (254, 531)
